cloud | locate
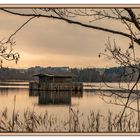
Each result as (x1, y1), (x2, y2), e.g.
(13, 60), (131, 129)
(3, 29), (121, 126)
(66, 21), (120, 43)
(0, 9), (139, 68)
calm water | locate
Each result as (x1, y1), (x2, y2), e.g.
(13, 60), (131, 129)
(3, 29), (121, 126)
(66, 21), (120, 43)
(0, 81), (139, 132)
(0, 82), (138, 117)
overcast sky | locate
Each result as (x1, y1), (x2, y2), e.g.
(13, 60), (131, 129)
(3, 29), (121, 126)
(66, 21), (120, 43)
(0, 9), (139, 69)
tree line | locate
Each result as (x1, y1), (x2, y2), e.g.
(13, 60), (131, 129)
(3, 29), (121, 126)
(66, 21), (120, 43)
(0, 66), (128, 82)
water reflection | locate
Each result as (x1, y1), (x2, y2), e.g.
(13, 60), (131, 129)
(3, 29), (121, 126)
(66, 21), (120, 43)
(29, 90), (39, 97)
(29, 90), (83, 106)
(71, 92), (83, 98)
(39, 91), (71, 105)
(0, 88), (9, 95)
(0, 88), (28, 95)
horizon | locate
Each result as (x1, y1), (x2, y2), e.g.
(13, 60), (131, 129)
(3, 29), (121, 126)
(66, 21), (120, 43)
(0, 65), (122, 70)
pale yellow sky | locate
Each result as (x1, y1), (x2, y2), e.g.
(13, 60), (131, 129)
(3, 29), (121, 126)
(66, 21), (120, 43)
(0, 8), (139, 69)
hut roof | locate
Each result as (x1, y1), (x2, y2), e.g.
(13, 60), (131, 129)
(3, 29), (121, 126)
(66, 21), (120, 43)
(33, 73), (74, 78)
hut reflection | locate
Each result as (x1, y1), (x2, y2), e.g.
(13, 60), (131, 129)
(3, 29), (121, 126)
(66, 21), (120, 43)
(71, 92), (83, 98)
(29, 90), (39, 96)
(38, 91), (71, 105)
(29, 90), (83, 105)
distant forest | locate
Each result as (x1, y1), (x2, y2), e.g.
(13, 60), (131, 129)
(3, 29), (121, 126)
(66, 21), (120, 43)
(0, 66), (126, 82)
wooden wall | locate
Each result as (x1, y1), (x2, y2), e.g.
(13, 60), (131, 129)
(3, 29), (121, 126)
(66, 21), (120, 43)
(29, 82), (83, 91)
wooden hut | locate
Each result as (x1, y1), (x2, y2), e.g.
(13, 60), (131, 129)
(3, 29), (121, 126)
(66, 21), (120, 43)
(29, 73), (83, 91)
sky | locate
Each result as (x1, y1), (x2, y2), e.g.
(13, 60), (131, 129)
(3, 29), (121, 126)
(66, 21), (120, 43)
(0, 8), (138, 69)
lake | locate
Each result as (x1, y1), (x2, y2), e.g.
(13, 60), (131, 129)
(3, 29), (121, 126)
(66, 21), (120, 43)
(0, 81), (139, 132)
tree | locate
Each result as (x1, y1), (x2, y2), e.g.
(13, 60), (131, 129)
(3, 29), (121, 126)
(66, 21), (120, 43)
(0, 35), (20, 67)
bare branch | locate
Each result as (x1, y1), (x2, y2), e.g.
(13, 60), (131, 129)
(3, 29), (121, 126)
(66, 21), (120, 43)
(6, 16), (36, 43)
(1, 8), (140, 45)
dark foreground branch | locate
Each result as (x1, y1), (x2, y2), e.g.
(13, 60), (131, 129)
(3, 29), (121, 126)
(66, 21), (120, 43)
(1, 8), (140, 45)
